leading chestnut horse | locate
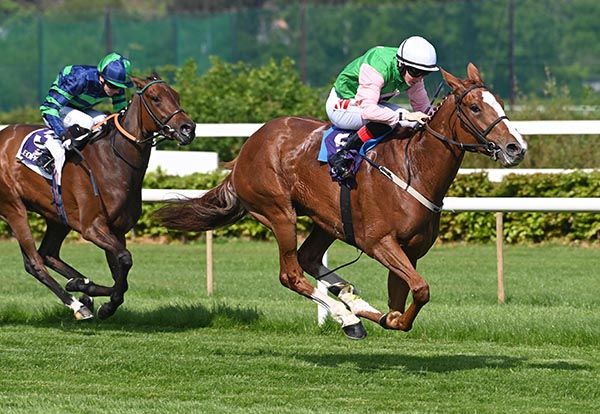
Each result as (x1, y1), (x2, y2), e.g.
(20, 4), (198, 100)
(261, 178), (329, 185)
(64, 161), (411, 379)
(0, 74), (195, 320)
(156, 64), (527, 339)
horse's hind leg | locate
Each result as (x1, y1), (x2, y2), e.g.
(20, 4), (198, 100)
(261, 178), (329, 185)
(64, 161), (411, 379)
(1, 205), (92, 319)
(297, 225), (382, 322)
(251, 209), (366, 340)
(38, 220), (112, 298)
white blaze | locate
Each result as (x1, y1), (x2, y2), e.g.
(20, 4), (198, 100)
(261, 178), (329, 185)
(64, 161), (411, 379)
(481, 91), (528, 150)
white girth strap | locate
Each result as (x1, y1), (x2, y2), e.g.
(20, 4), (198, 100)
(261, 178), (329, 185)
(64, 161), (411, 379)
(374, 163), (443, 213)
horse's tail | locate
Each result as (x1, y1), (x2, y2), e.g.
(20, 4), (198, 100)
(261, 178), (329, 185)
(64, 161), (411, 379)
(154, 173), (246, 232)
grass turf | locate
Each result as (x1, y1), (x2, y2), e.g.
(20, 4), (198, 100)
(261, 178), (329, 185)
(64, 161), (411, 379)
(0, 239), (599, 413)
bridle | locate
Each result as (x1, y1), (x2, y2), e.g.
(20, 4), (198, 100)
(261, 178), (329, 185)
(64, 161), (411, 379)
(425, 84), (506, 161)
(135, 79), (186, 144)
(363, 83), (509, 213)
(111, 79), (187, 146)
(109, 78), (187, 169)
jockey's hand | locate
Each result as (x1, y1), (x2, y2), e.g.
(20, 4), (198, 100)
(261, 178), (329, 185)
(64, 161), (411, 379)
(62, 139), (73, 151)
(403, 111), (430, 125)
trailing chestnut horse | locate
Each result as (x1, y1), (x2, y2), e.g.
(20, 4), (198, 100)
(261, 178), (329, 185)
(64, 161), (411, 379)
(0, 74), (195, 320)
(156, 64), (527, 339)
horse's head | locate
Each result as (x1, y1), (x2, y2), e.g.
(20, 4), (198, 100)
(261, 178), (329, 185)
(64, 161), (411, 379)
(130, 74), (196, 145)
(438, 63), (527, 167)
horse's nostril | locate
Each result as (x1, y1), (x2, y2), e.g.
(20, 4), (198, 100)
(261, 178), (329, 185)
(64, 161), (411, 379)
(506, 143), (521, 156)
(180, 123), (195, 138)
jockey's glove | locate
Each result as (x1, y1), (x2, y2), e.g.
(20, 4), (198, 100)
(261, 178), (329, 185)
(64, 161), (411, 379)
(61, 138), (74, 151)
(402, 111), (430, 125)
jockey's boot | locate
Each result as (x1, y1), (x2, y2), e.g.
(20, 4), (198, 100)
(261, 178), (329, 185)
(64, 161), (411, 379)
(328, 131), (363, 179)
(328, 122), (393, 179)
(37, 151), (55, 176)
(61, 125), (91, 151)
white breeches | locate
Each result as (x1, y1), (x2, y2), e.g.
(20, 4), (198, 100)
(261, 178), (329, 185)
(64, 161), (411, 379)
(42, 107), (106, 182)
(325, 88), (409, 130)
(59, 107), (107, 130)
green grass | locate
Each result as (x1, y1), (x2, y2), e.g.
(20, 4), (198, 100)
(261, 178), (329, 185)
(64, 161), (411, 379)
(0, 239), (599, 413)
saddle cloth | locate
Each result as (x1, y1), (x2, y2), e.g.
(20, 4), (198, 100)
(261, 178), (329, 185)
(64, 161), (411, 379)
(16, 128), (57, 179)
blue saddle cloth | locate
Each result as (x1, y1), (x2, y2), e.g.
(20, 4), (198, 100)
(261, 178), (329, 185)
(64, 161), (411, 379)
(318, 126), (389, 183)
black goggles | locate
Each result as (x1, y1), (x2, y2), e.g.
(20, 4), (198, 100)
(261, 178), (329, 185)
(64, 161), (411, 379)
(405, 65), (430, 78)
(103, 80), (122, 91)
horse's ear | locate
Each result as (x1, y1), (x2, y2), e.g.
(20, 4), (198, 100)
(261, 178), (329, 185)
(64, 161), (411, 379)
(466, 62), (483, 84)
(149, 71), (162, 81)
(441, 67), (465, 93)
(131, 76), (145, 89)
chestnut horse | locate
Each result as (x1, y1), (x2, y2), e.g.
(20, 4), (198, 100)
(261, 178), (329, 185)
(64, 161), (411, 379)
(156, 64), (527, 339)
(0, 74), (195, 320)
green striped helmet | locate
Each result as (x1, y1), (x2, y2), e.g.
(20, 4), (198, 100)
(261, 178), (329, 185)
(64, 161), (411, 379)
(97, 52), (133, 89)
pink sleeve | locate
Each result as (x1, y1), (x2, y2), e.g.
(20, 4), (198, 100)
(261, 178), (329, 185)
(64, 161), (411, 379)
(407, 79), (431, 113)
(355, 63), (400, 126)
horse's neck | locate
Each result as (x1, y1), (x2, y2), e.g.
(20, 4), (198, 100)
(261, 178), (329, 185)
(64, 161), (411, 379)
(386, 97), (464, 205)
(98, 98), (152, 187)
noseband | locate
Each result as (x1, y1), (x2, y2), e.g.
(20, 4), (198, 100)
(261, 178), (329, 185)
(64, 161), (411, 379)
(425, 84), (507, 160)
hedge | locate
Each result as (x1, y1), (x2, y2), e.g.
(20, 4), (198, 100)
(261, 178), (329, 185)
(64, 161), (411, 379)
(1, 170), (597, 244)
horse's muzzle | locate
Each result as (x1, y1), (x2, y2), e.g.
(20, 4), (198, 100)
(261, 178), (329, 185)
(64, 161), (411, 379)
(499, 142), (526, 167)
(177, 122), (196, 146)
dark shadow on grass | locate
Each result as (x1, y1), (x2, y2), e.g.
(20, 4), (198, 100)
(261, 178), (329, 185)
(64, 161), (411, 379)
(299, 353), (591, 374)
(0, 302), (262, 332)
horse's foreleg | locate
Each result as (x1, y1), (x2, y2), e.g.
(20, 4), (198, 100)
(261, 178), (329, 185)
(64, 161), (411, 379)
(298, 225), (382, 324)
(38, 220), (112, 296)
(82, 222), (131, 319)
(2, 207), (92, 320)
(387, 270), (411, 313)
(373, 238), (429, 332)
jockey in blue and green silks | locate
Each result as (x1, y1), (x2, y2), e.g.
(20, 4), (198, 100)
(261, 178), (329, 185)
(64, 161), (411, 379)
(39, 52), (133, 181)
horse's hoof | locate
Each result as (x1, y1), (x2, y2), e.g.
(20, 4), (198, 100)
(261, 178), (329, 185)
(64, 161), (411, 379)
(342, 321), (367, 340)
(80, 294), (94, 312)
(74, 306), (94, 321)
(97, 303), (115, 320)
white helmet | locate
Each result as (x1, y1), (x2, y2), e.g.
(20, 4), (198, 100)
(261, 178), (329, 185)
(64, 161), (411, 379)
(397, 36), (439, 72)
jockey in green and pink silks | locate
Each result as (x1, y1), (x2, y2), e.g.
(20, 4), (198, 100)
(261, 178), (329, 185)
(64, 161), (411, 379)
(326, 36), (440, 179)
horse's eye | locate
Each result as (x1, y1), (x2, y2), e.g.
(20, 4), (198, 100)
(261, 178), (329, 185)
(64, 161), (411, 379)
(470, 104), (480, 113)
(151, 95), (160, 103)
